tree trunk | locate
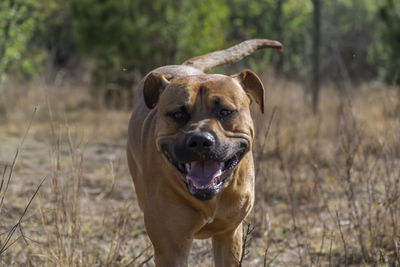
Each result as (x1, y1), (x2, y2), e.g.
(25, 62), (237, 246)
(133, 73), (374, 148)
(312, 0), (321, 114)
(275, 0), (284, 73)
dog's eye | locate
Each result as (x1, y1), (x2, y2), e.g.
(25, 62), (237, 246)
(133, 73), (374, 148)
(173, 111), (186, 119)
(167, 110), (190, 124)
(218, 108), (236, 119)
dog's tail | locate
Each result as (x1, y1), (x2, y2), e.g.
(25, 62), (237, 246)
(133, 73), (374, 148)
(182, 39), (283, 73)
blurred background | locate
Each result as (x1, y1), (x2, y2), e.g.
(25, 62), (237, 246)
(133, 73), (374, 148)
(0, 0), (399, 110)
(1, 0), (400, 266)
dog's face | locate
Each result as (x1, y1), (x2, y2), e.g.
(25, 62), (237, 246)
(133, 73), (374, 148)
(143, 70), (264, 201)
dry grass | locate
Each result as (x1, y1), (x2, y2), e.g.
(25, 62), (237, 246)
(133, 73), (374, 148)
(0, 76), (399, 266)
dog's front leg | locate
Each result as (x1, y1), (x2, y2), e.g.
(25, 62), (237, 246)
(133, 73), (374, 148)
(212, 223), (243, 267)
(143, 203), (201, 267)
(152, 235), (193, 267)
(146, 219), (193, 266)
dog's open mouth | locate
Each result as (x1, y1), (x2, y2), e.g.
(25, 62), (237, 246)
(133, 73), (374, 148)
(163, 149), (246, 200)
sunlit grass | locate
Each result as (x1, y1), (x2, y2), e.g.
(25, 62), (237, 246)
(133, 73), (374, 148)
(0, 77), (399, 266)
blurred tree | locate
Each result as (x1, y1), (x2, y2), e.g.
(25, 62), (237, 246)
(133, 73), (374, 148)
(226, 0), (277, 72)
(40, 1), (77, 84)
(69, 0), (228, 105)
(227, 0), (313, 77)
(0, 0), (59, 82)
(380, 0), (400, 85)
(280, 0), (313, 77)
(174, 0), (228, 63)
(70, 0), (172, 89)
(0, 0), (396, 109)
(0, 0), (64, 115)
(70, 0), (228, 74)
(322, 0), (385, 83)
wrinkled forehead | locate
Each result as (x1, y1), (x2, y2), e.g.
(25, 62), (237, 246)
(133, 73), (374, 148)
(158, 74), (248, 110)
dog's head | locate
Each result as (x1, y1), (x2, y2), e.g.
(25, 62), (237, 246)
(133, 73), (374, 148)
(143, 70), (264, 201)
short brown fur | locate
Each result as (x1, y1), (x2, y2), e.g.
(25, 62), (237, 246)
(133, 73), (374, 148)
(127, 39), (282, 266)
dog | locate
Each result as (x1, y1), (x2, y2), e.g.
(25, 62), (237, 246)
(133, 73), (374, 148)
(127, 39), (282, 266)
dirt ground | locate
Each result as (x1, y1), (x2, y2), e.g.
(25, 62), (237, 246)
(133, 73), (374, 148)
(1, 76), (400, 266)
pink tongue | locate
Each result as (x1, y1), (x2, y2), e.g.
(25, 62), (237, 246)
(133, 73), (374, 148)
(187, 161), (222, 187)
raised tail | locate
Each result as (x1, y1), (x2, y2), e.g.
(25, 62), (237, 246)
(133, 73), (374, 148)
(182, 39), (283, 73)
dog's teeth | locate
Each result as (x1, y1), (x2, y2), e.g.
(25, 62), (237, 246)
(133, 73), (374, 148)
(185, 163), (191, 172)
(212, 177), (218, 186)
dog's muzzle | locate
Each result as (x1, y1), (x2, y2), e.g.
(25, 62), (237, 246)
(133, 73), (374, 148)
(161, 131), (248, 201)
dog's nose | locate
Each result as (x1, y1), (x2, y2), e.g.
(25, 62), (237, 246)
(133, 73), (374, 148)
(185, 132), (215, 151)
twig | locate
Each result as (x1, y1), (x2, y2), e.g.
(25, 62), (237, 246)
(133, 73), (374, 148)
(18, 223), (29, 246)
(0, 148), (19, 214)
(277, 136), (304, 264)
(105, 204), (130, 266)
(264, 244), (286, 266)
(125, 244), (152, 267)
(239, 221), (255, 266)
(316, 228), (326, 267)
(263, 241), (271, 267)
(0, 176), (46, 254)
(138, 255), (154, 267)
(394, 238), (400, 265)
(106, 157), (118, 198)
(0, 106), (37, 213)
(0, 235), (22, 253)
(328, 231), (333, 267)
(0, 166), (7, 198)
(335, 209), (348, 267)
(255, 106), (277, 176)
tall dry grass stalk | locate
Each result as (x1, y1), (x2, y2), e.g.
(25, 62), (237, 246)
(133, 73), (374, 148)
(0, 107), (46, 257)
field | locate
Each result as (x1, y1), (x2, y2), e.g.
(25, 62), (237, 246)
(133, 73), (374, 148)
(1, 75), (400, 266)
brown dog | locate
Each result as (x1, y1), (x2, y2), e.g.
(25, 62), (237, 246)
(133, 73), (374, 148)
(127, 39), (282, 266)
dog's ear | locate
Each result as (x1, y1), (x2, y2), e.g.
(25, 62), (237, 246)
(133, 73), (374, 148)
(143, 72), (171, 109)
(232, 69), (264, 113)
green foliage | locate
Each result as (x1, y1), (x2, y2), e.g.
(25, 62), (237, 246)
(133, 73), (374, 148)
(281, 0), (313, 76)
(0, 0), (61, 82)
(174, 0), (229, 62)
(226, 0), (277, 72)
(0, 0), (397, 89)
(321, 0), (385, 80)
(69, 0), (229, 87)
(227, 0), (313, 76)
(380, 0), (400, 85)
